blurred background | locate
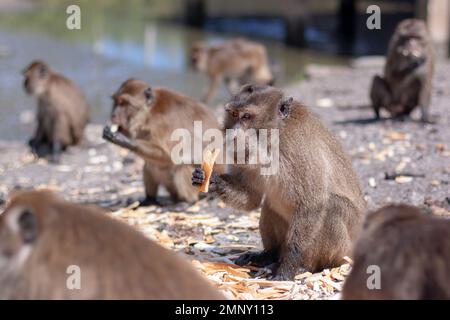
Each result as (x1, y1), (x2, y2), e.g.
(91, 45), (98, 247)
(0, 0), (449, 140)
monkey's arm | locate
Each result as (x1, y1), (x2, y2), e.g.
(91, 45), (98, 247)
(192, 168), (262, 211)
(103, 126), (171, 165)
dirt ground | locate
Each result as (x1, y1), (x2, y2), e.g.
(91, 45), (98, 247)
(0, 60), (448, 299)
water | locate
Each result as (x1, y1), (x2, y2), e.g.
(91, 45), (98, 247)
(0, 1), (346, 141)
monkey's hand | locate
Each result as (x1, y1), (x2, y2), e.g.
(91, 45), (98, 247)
(103, 126), (135, 150)
(235, 250), (278, 268)
(191, 167), (219, 194)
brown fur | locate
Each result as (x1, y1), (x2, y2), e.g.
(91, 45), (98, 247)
(192, 85), (366, 280)
(342, 204), (450, 300)
(190, 38), (274, 103)
(23, 60), (90, 160)
(104, 79), (223, 204)
(370, 19), (434, 121)
(0, 190), (224, 300)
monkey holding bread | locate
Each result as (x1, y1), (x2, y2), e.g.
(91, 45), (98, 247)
(192, 84), (366, 280)
(23, 60), (90, 161)
(103, 79), (224, 206)
(370, 19), (434, 122)
(190, 38), (274, 103)
(0, 190), (224, 299)
(342, 204), (450, 300)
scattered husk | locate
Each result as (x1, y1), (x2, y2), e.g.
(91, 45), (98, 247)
(110, 202), (352, 300)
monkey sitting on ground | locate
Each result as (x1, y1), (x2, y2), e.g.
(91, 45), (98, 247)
(23, 60), (90, 161)
(192, 85), (366, 280)
(190, 38), (274, 103)
(103, 79), (224, 206)
(342, 204), (450, 300)
(0, 190), (224, 299)
(370, 19), (434, 122)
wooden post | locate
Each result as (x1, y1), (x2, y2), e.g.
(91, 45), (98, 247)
(417, 0), (450, 56)
(284, 0), (307, 47)
(184, 0), (206, 27)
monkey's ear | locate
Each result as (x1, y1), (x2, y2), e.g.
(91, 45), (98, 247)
(144, 87), (153, 105)
(17, 209), (39, 244)
(279, 97), (293, 119)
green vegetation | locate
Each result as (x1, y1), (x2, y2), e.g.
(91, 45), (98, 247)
(0, 0), (180, 42)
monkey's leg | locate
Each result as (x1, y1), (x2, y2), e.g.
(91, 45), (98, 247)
(370, 75), (391, 120)
(418, 81), (432, 123)
(28, 122), (47, 155)
(192, 169), (262, 211)
(49, 140), (63, 163)
(50, 116), (71, 163)
(235, 203), (286, 268)
(272, 205), (328, 281)
(140, 162), (160, 206)
(202, 75), (220, 103)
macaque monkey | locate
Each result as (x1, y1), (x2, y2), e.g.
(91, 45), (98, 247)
(190, 38), (274, 103)
(192, 85), (366, 280)
(342, 204), (450, 300)
(22, 60), (90, 161)
(103, 79), (223, 205)
(370, 19), (434, 122)
(0, 190), (224, 299)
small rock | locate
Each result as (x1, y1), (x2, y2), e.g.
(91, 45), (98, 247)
(395, 176), (413, 184)
(316, 98), (334, 108)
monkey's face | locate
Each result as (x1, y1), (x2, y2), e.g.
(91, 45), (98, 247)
(223, 85), (292, 166)
(22, 61), (50, 96)
(190, 43), (208, 72)
(0, 205), (39, 273)
(395, 38), (426, 71)
(110, 80), (153, 137)
(393, 19), (428, 72)
(224, 84), (291, 131)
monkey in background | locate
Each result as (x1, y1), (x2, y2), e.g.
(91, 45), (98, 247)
(370, 19), (434, 122)
(103, 79), (224, 206)
(190, 38), (274, 103)
(192, 85), (366, 280)
(0, 190), (224, 300)
(342, 204), (450, 300)
(23, 60), (90, 162)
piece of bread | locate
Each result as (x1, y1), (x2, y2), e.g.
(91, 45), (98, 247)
(198, 148), (221, 193)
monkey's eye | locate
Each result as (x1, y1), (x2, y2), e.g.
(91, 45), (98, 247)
(241, 113), (251, 121)
(116, 97), (128, 107)
(246, 85), (254, 93)
(231, 110), (239, 118)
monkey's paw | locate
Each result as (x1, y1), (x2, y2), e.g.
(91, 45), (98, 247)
(102, 125), (117, 143)
(270, 265), (305, 281)
(270, 273), (293, 281)
(191, 167), (205, 187)
(235, 250), (277, 267)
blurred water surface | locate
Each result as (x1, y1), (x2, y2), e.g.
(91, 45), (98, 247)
(0, 1), (345, 141)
